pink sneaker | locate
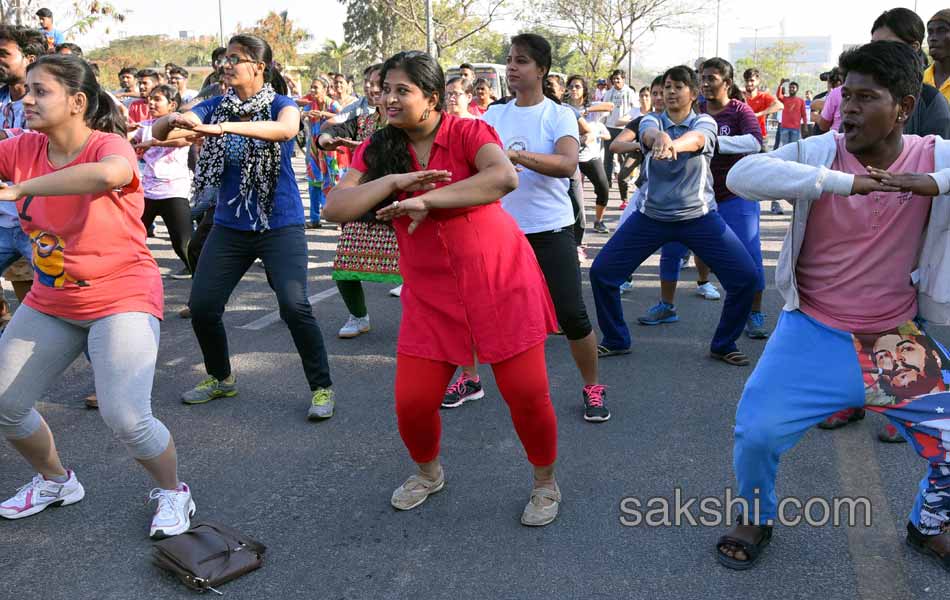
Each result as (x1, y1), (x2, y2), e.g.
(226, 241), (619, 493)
(0, 471), (85, 519)
(878, 423), (907, 443)
(619, 201), (629, 211)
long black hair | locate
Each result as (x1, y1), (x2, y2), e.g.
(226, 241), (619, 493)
(566, 74), (588, 106)
(228, 34), (288, 95)
(871, 8), (928, 70)
(510, 33), (560, 104)
(361, 51), (445, 195)
(701, 57), (744, 102)
(26, 54), (126, 135)
(662, 65), (701, 112)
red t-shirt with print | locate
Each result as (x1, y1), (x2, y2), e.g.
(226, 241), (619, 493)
(0, 131), (163, 320)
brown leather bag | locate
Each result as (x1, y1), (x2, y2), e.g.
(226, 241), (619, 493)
(152, 521), (266, 594)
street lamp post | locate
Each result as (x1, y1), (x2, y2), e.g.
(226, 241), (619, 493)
(715, 0), (720, 56)
(218, 0), (224, 47)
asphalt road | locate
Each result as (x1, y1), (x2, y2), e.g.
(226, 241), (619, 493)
(2, 160), (948, 600)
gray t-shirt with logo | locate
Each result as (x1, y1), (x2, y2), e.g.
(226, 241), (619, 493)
(638, 111), (718, 222)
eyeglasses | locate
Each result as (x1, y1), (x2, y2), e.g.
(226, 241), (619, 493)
(216, 56), (258, 67)
(445, 91), (468, 98)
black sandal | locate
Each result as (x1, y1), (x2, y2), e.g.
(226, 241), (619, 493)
(710, 350), (751, 366)
(905, 522), (950, 572)
(716, 524), (773, 570)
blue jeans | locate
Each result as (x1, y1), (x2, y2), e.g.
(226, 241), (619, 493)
(658, 197), (765, 292)
(308, 185), (326, 225)
(189, 224), (332, 390)
(0, 225), (32, 273)
(589, 210), (757, 354)
(734, 310), (950, 534)
(777, 127), (801, 147)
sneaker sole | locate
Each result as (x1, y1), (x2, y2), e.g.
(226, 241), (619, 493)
(391, 479), (445, 511)
(182, 390), (238, 405)
(584, 413), (611, 423)
(746, 330), (770, 339)
(817, 411), (866, 430)
(441, 389), (485, 409)
(638, 315), (679, 326)
(307, 408), (334, 421)
(338, 327), (371, 339)
(150, 499), (196, 539)
(697, 294), (721, 301)
(0, 484), (85, 520)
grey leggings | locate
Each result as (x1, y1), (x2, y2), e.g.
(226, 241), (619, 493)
(0, 305), (170, 460)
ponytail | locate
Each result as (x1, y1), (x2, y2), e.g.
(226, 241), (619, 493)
(26, 54), (126, 135)
(228, 34), (288, 95)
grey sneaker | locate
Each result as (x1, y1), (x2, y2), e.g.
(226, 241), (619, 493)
(593, 220), (608, 234)
(770, 200), (784, 215)
(637, 301), (678, 326)
(745, 311), (770, 339)
(181, 376), (237, 405)
(521, 482), (561, 526)
(307, 387), (335, 420)
(391, 469), (445, 511)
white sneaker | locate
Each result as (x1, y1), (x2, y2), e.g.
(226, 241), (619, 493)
(696, 282), (722, 301)
(389, 285), (403, 297)
(149, 483), (196, 539)
(338, 314), (371, 338)
(0, 471), (85, 519)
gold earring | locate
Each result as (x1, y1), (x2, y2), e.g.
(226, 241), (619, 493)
(421, 108), (430, 121)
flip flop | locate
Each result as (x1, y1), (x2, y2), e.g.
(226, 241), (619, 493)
(710, 350), (750, 366)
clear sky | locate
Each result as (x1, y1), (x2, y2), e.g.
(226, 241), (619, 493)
(57, 0), (949, 70)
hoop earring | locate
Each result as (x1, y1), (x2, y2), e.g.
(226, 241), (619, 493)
(421, 108), (430, 121)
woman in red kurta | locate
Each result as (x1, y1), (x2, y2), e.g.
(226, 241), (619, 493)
(324, 51), (562, 527)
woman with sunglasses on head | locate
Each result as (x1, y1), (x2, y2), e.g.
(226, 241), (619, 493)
(152, 34), (337, 421)
(482, 33), (608, 423)
(0, 54), (195, 538)
(564, 74), (613, 232)
(325, 51), (563, 526)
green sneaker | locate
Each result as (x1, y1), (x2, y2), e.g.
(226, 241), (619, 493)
(307, 387), (335, 420)
(181, 376), (237, 405)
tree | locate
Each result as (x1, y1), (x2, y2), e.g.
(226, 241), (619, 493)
(320, 39), (357, 73)
(544, 0), (698, 80)
(238, 10), (310, 64)
(88, 34), (218, 88)
(1, 0), (125, 34)
(734, 41), (805, 91)
(341, 0), (519, 60)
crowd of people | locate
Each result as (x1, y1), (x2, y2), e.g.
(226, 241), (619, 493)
(0, 3), (948, 576)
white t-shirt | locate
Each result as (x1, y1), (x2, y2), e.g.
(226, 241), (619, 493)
(483, 98), (578, 234)
(603, 86), (637, 127)
(578, 120), (608, 163)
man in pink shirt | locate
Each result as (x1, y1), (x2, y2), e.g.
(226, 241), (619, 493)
(716, 41), (950, 573)
(775, 78), (807, 146)
(816, 83), (844, 132)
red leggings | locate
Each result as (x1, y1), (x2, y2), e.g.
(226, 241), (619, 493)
(395, 343), (557, 466)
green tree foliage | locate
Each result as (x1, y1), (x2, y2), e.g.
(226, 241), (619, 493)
(1, 0), (125, 34)
(87, 35), (218, 88)
(237, 10), (310, 65)
(734, 41), (806, 92)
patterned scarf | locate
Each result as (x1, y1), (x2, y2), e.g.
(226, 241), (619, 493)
(192, 84), (280, 229)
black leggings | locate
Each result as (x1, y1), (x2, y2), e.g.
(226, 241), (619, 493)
(579, 158), (610, 207)
(568, 172), (585, 247)
(525, 228), (593, 340)
(142, 197), (193, 269)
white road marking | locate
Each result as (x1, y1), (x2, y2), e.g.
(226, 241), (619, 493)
(238, 286), (339, 331)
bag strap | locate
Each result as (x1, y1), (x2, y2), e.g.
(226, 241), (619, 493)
(192, 521), (266, 555)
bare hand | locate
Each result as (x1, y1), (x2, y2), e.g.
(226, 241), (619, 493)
(0, 181), (22, 202)
(866, 167), (939, 196)
(133, 140), (153, 152)
(167, 112), (198, 131)
(389, 170), (452, 193)
(651, 132), (677, 160)
(375, 197), (429, 234)
(850, 174), (900, 195)
(321, 136), (359, 150)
